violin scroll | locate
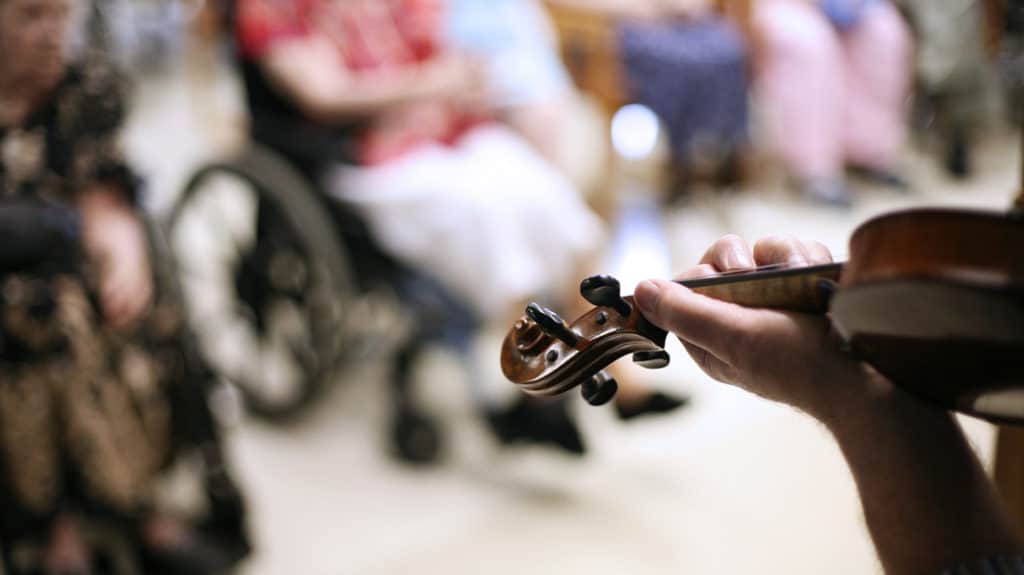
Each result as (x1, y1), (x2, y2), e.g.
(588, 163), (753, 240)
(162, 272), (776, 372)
(581, 371), (618, 406)
(501, 274), (671, 403)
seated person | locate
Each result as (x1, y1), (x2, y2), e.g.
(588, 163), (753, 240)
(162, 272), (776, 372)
(236, 0), (687, 452)
(635, 236), (1024, 573)
(556, 0), (912, 206)
(898, 0), (993, 178)
(444, 0), (595, 183)
(744, 0), (913, 206)
(0, 0), (245, 571)
(237, 0), (601, 331)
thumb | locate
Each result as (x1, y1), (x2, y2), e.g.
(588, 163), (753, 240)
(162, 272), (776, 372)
(634, 279), (751, 362)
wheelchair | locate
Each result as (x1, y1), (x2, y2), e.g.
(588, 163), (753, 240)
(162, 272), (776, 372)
(165, 110), (481, 463)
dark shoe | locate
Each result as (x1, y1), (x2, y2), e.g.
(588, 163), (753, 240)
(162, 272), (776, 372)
(799, 178), (853, 208)
(945, 127), (971, 179)
(390, 407), (443, 465)
(615, 392), (690, 421)
(140, 524), (244, 575)
(847, 165), (909, 190)
(485, 397), (585, 456)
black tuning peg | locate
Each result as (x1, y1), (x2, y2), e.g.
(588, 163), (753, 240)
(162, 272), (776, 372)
(581, 371), (618, 406)
(817, 279), (838, 306)
(525, 303), (580, 347)
(580, 275), (632, 317)
(633, 350), (670, 369)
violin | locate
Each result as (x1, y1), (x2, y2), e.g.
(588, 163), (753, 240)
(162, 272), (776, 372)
(500, 207), (1024, 424)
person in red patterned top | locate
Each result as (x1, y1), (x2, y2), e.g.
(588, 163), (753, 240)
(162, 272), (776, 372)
(0, 0), (248, 572)
(237, 0), (692, 453)
(236, 0), (604, 331)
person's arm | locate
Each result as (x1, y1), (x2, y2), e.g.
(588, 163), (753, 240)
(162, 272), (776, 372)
(634, 235), (1024, 574)
(64, 59), (152, 330)
(827, 370), (1023, 574)
(259, 35), (478, 126)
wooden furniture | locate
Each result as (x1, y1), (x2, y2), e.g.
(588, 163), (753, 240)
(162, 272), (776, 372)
(995, 427), (1024, 532)
(542, 1), (631, 115)
(993, 96), (1024, 532)
(541, 1), (752, 112)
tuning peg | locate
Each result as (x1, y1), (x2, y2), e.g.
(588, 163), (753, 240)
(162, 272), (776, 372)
(581, 371), (618, 406)
(633, 350), (670, 369)
(580, 275), (632, 317)
(817, 279), (838, 306)
(525, 303), (580, 347)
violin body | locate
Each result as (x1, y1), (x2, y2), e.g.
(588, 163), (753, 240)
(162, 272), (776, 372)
(832, 209), (1024, 423)
(501, 207), (1024, 424)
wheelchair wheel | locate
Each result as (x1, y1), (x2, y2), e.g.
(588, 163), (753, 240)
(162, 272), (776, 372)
(165, 145), (354, 421)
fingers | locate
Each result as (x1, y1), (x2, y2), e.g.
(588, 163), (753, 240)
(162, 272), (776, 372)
(804, 240), (834, 265)
(694, 234), (832, 273)
(635, 278), (752, 361)
(753, 236), (833, 267)
(675, 263), (718, 281)
(699, 234), (754, 272)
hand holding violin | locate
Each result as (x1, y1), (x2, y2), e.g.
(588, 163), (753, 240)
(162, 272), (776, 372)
(633, 235), (887, 423)
(502, 208), (1024, 422)
(647, 235), (1024, 574)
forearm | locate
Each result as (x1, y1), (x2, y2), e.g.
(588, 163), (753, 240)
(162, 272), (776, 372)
(296, 69), (443, 124)
(263, 41), (451, 125)
(822, 370), (1024, 574)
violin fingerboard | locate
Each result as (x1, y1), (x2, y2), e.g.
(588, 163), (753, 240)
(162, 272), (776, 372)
(687, 268), (840, 314)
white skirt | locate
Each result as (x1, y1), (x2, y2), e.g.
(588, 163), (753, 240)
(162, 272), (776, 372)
(325, 125), (605, 320)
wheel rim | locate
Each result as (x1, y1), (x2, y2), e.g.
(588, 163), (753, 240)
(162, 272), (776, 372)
(167, 170), (343, 415)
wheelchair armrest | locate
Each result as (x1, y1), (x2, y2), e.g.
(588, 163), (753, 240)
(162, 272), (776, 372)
(0, 199), (81, 274)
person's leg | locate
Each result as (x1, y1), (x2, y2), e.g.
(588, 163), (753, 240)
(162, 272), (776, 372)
(838, 1), (912, 175)
(326, 146), (519, 320)
(754, 0), (848, 203)
(754, 0), (845, 180)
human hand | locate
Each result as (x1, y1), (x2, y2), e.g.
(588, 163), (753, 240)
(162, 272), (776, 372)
(423, 54), (491, 111)
(634, 235), (887, 421)
(453, 57), (492, 115)
(44, 513), (90, 575)
(80, 188), (153, 331)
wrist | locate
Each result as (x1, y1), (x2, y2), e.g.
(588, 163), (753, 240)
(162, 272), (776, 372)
(808, 362), (898, 429)
(815, 364), (955, 442)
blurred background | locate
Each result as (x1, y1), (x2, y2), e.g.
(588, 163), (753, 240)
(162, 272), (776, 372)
(1, 0), (1023, 573)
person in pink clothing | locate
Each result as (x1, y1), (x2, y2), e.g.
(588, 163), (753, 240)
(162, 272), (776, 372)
(751, 0), (913, 206)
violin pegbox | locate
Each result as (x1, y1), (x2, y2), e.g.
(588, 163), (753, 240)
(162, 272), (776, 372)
(500, 275), (672, 405)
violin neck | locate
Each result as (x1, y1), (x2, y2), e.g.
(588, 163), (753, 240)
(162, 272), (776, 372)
(676, 262), (844, 314)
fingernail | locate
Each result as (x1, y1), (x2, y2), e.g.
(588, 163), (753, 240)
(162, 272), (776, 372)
(634, 280), (661, 315)
(730, 248), (754, 269)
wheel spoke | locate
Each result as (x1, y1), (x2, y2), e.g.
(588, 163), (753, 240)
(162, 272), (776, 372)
(166, 167), (348, 417)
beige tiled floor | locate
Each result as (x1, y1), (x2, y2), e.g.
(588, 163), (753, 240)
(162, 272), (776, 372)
(127, 47), (1020, 575)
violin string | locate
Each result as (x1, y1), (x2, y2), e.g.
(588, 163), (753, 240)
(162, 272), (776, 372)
(686, 255), (848, 281)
